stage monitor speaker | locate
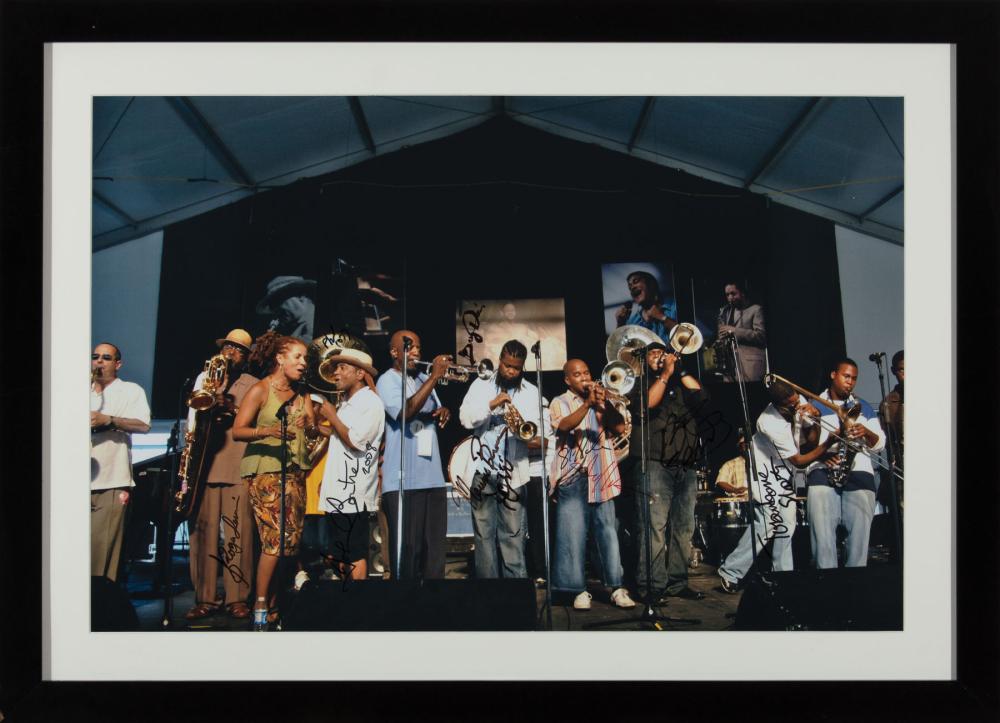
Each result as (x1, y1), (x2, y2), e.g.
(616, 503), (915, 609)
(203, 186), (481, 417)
(735, 565), (902, 631)
(280, 578), (536, 631)
(91, 576), (140, 632)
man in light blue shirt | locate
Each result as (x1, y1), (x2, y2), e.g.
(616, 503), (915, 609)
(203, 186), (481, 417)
(376, 330), (453, 580)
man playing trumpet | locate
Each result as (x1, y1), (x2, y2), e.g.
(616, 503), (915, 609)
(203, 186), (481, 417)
(458, 340), (544, 579)
(376, 330), (452, 580)
(548, 359), (636, 610)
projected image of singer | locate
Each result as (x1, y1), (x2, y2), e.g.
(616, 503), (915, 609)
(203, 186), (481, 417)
(614, 271), (678, 340)
(716, 281), (767, 382)
(376, 330), (452, 580)
(255, 275), (317, 342)
(458, 340), (544, 579)
(90, 343), (151, 582)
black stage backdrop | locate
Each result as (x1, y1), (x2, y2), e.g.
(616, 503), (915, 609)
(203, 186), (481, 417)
(155, 115), (844, 470)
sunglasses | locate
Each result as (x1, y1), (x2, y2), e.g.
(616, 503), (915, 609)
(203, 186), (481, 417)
(91, 353), (116, 361)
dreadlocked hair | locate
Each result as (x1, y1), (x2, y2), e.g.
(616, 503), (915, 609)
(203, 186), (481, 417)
(250, 330), (300, 373)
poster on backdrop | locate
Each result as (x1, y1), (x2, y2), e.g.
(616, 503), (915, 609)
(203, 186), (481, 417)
(691, 276), (769, 383)
(455, 298), (567, 371)
(601, 262), (678, 342)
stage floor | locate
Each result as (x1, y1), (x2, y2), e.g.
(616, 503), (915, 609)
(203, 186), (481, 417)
(126, 553), (742, 632)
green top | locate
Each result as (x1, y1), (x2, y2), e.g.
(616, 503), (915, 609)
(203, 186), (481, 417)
(239, 383), (311, 477)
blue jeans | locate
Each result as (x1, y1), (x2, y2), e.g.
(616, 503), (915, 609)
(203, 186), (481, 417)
(718, 499), (797, 585)
(807, 472), (876, 568)
(552, 474), (623, 593)
(633, 464), (698, 596)
(469, 473), (527, 578)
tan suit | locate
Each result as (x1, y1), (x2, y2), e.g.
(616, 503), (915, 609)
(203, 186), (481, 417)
(188, 373), (258, 606)
(718, 303), (767, 382)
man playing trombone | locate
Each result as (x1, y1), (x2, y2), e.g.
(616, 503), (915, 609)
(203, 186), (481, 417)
(376, 330), (452, 580)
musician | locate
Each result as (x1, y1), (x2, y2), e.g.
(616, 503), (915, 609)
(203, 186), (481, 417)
(717, 377), (831, 593)
(715, 432), (748, 497)
(880, 350), (904, 466)
(233, 332), (317, 626)
(807, 359), (886, 569)
(376, 330), (451, 580)
(549, 359), (636, 610)
(627, 343), (709, 602)
(614, 271), (678, 340)
(90, 343), (151, 582)
(458, 340), (543, 579)
(183, 329), (257, 621)
(255, 275), (317, 342)
(716, 281), (767, 382)
(315, 348), (385, 581)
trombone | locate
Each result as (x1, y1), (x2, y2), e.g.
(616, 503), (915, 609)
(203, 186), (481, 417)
(764, 373), (903, 481)
(412, 358), (494, 385)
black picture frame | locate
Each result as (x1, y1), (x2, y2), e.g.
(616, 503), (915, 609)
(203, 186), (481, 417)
(4, 1), (997, 720)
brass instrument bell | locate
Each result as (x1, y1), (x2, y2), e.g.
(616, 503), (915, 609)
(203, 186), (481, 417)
(668, 322), (704, 356)
(186, 354), (230, 411)
(605, 324), (665, 374)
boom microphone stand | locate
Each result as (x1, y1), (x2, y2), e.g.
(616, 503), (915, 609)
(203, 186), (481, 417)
(586, 345), (699, 631)
(870, 352), (904, 561)
(530, 341), (553, 631)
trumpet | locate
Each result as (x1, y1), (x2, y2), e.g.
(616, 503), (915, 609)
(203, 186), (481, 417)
(501, 402), (537, 441)
(413, 358), (494, 385)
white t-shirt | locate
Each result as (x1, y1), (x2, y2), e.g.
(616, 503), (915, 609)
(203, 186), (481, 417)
(318, 386), (385, 514)
(458, 375), (543, 490)
(748, 399), (804, 502)
(90, 378), (151, 491)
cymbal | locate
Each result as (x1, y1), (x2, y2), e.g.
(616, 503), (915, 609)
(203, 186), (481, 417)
(605, 324), (664, 372)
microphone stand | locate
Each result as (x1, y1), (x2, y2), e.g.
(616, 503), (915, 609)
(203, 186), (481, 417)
(275, 390), (296, 625)
(586, 346), (699, 630)
(158, 376), (193, 628)
(530, 342), (553, 630)
(723, 334), (762, 567)
(395, 337), (411, 581)
(871, 354), (903, 562)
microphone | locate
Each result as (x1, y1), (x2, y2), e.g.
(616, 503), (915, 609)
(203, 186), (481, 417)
(402, 335), (414, 350)
(275, 390), (299, 420)
(868, 352), (885, 362)
(530, 341), (541, 356)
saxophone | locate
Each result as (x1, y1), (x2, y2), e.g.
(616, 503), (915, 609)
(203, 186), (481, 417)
(175, 354), (231, 517)
(827, 394), (863, 487)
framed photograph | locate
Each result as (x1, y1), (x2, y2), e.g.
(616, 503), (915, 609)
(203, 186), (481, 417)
(8, 2), (995, 718)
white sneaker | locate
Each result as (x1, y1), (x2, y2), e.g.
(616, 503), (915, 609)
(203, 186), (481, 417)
(573, 591), (593, 610)
(611, 588), (637, 609)
(293, 570), (310, 591)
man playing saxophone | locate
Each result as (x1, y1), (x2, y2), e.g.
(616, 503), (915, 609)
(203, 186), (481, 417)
(458, 339), (544, 579)
(805, 358), (886, 569)
(183, 329), (258, 621)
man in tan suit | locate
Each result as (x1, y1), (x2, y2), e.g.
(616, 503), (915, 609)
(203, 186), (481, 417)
(717, 281), (767, 383)
(184, 329), (259, 621)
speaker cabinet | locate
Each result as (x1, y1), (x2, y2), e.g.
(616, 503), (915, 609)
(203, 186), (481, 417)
(281, 578), (537, 631)
(735, 565), (902, 630)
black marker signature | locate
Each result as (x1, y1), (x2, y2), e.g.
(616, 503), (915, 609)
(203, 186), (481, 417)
(457, 304), (486, 365)
(208, 494), (247, 585)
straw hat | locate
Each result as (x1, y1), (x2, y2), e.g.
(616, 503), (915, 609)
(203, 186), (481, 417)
(215, 328), (253, 352)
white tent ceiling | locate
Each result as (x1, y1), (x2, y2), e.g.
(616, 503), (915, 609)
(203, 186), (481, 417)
(92, 95), (903, 250)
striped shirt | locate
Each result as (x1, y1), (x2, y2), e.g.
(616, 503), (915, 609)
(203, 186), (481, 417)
(549, 390), (622, 504)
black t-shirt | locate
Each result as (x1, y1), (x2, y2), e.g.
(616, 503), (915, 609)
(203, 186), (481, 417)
(627, 375), (709, 467)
